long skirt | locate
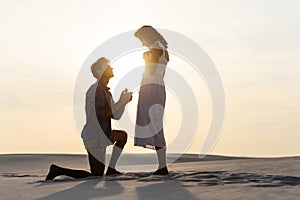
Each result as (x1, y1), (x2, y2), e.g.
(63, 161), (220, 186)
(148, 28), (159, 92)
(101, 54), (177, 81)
(134, 84), (166, 149)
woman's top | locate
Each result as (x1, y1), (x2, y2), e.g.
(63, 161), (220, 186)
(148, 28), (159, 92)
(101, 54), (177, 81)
(141, 41), (168, 87)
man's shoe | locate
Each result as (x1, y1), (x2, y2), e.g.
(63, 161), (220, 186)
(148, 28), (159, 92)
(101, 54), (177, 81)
(45, 164), (60, 180)
(106, 167), (123, 176)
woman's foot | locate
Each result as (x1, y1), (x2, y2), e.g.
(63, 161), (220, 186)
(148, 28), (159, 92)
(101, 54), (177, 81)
(106, 167), (123, 176)
(153, 167), (169, 175)
(45, 164), (61, 180)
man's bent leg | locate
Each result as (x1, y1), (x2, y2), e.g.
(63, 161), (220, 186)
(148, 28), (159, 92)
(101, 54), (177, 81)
(107, 130), (127, 175)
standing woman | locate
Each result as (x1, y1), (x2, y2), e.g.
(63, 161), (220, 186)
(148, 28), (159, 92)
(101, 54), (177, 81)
(134, 26), (169, 175)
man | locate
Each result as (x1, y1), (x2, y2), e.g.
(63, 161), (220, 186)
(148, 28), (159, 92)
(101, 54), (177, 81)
(46, 57), (132, 180)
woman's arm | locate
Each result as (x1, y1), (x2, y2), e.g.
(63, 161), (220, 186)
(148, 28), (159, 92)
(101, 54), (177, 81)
(148, 49), (164, 75)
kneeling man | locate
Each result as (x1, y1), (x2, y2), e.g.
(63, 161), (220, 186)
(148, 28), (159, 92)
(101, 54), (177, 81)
(46, 57), (132, 180)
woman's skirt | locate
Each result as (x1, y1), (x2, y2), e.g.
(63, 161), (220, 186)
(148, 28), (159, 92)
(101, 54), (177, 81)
(134, 84), (166, 149)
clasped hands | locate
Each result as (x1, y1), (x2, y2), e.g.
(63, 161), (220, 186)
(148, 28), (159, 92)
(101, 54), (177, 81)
(120, 89), (133, 104)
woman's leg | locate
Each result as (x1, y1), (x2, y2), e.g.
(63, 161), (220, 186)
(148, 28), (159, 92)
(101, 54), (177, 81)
(154, 146), (168, 175)
(155, 146), (166, 169)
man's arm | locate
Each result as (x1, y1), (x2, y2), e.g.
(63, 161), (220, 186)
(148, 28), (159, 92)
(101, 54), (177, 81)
(105, 90), (132, 120)
(110, 100), (126, 120)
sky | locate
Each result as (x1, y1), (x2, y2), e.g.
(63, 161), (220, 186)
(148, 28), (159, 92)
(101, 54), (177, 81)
(0, 0), (299, 157)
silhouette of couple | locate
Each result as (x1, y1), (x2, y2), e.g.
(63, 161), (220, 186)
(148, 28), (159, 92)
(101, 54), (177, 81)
(46, 26), (170, 180)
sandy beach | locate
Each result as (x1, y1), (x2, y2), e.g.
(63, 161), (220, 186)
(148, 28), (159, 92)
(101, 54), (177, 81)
(1, 154), (300, 200)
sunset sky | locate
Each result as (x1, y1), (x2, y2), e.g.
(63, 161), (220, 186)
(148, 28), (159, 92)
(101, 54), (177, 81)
(1, 0), (299, 157)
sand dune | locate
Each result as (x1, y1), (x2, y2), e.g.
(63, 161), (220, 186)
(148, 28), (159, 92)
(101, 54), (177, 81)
(1, 154), (300, 199)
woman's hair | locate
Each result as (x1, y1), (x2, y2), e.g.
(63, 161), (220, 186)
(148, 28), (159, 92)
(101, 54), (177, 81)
(135, 25), (168, 48)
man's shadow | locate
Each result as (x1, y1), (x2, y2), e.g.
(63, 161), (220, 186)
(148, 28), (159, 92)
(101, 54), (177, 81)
(34, 172), (198, 200)
(36, 178), (124, 200)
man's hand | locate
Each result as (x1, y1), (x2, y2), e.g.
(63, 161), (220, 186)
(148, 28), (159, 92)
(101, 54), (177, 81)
(110, 89), (132, 120)
(120, 89), (133, 104)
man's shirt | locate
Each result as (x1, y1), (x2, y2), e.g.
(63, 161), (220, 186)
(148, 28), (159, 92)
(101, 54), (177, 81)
(81, 81), (114, 146)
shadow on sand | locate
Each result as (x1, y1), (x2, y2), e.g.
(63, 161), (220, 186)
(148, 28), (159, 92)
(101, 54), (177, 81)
(7, 170), (298, 200)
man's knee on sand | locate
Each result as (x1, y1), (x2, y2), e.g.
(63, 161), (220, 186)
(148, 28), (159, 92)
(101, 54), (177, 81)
(90, 163), (105, 176)
(87, 150), (106, 176)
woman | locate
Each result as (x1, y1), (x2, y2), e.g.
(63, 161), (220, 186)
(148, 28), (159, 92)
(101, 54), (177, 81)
(134, 26), (169, 175)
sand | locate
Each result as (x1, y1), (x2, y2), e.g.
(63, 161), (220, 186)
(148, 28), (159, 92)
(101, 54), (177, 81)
(1, 154), (300, 200)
